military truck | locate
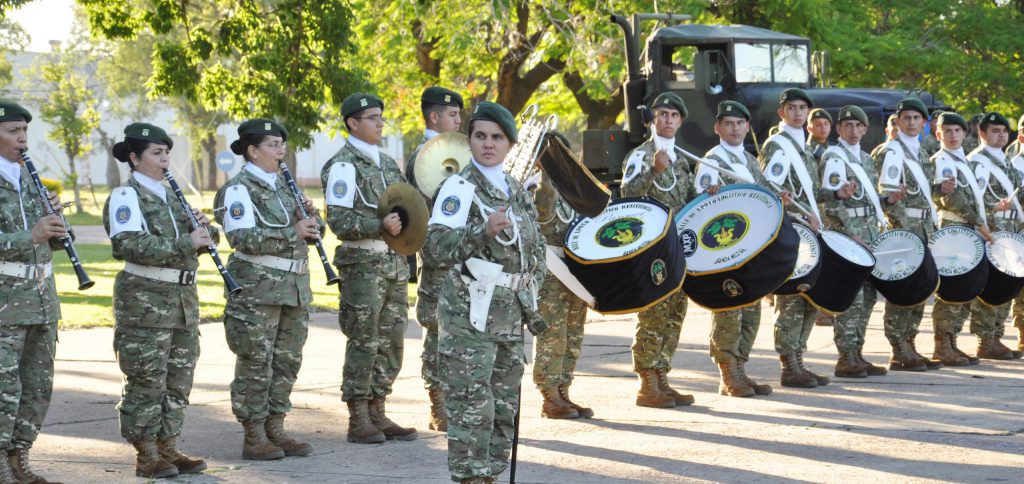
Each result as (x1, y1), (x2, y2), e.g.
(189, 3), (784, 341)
(583, 13), (950, 186)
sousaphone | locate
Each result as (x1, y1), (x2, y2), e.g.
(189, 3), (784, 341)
(413, 132), (471, 198)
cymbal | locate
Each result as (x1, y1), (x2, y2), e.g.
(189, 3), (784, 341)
(413, 132), (470, 197)
(377, 182), (429, 256)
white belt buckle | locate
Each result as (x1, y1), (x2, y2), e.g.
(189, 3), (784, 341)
(179, 270), (197, 285)
(24, 264), (43, 281)
(290, 259), (308, 274)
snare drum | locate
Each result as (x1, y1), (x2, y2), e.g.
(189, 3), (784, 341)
(774, 222), (822, 295)
(803, 230), (876, 314)
(563, 197), (685, 314)
(929, 226), (988, 303)
(674, 184), (799, 311)
(869, 230), (938, 306)
(978, 231), (1024, 306)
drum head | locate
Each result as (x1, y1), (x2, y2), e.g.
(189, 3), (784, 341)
(820, 231), (875, 268)
(987, 232), (1024, 277)
(566, 199), (669, 261)
(674, 184), (784, 274)
(790, 223), (821, 280)
(929, 226), (985, 276)
(870, 230), (926, 281)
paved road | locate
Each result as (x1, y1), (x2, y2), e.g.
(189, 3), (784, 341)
(34, 300), (1024, 483)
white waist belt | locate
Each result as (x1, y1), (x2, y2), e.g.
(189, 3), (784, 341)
(0, 261), (52, 281)
(939, 211), (967, 223)
(344, 239), (390, 252)
(234, 252), (309, 274)
(904, 207), (931, 219)
(124, 262), (196, 285)
(456, 262), (531, 291)
(993, 210), (1017, 220)
(844, 206), (875, 217)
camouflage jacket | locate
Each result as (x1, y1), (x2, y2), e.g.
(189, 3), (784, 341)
(405, 135), (428, 190)
(214, 167), (320, 307)
(702, 146), (768, 187)
(103, 176), (220, 328)
(423, 163), (547, 341)
(921, 135), (941, 157)
(620, 138), (697, 212)
(759, 131), (831, 219)
(0, 164), (63, 326)
(534, 176), (575, 247)
(968, 146), (1023, 232)
(807, 138), (829, 162)
(872, 137), (937, 235)
(933, 149), (984, 227)
(321, 141), (409, 280)
(819, 144), (882, 242)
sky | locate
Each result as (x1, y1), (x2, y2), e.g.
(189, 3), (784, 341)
(7, 0), (75, 52)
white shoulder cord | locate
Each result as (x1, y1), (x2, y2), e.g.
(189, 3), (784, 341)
(652, 161), (678, 192)
(253, 190), (292, 228)
(355, 171), (388, 209)
(165, 203), (180, 238)
(473, 194), (520, 247)
(841, 148), (866, 201)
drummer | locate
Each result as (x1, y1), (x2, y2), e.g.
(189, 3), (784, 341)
(694, 100), (773, 398)
(758, 88), (832, 389)
(1008, 114), (1024, 355)
(818, 105), (894, 378)
(620, 92), (698, 408)
(872, 97), (950, 372)
(965, 112), (1023, 360)
(931, 112), (991, 366)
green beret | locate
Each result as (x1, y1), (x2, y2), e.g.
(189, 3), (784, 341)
(124, 122), (173, 149)
(809, 108), (832, 123)
(930, 109), (946, 119)
(716, 100), (750, 121)
(896, 97), (928, 117)
(837, 105), (869, 126)
(470, 102), (518, 143)
(421, 87), (463, 109)
(238, 118), (288, 142)
(342, 92), (385, 120)
(0, 100), (32, 123)
(778, 88), (813, 108)
(937, 112), (968, 130)
(651, 92), (688, 118)
(979, 112), (1011, 131)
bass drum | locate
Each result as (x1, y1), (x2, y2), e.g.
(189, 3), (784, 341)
(869, 230), (938, 307)
(929, 226), (988, 303)
(674, 184), (798, 311)
(774, 222), (822, 295)
(978, 231), (1024, 306)
(563, 197), (685, 314)
(803, 231), (876, 314)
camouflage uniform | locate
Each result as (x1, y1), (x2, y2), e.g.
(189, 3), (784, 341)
(873, 137), (938, 345)
(1006, 139), (1024, 339)
(321, 142), (410, 402)
(214, 167), (320, 422)
(620, 137), (697, 373)
(0, 163), (63, 452)
(104, 175), (218, 442)
(921, 135), (941, 158)
(531, 178), (587, 390)
(423, 163), (546, 482)
(807, 137), (829, 162)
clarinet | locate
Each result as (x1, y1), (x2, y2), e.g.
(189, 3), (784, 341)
(278, 161), (340, 285)
(163, 168), (242, 296)
(20, 151), (94, 290)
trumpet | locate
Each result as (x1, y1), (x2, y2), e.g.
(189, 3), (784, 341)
(278, 162), (340, 285)
(21, 151), (94, 290)
(163, 168), (241, 295)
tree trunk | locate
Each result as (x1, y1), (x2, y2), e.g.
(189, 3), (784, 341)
(98, 129), (121, 187)
(563, 71), (624, 130)
(67, 154), (82, 214)
(202, 132), (218, 190)
(283, 149), (297, 183)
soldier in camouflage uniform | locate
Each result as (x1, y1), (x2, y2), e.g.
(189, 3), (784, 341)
(818, 106), (892, 378)
(215, 119), (319, 461)
(963, 114), (982, 154)
(1005, 114), (1024, 159)
(103, 123), (212, 479)
(695, 100), (772, 398)
(620, 92), (698, 408)
(532, 167), (591, 418)
(921, 112), (942, 158)
(964, 112), (1023, 360)
(807, 108), (832, 162)
(423, 102), (547, 484)
(321, 93), (417, 444)
(758, 88), (831, 389)
(0, 101), (65, 484)
(1007, 114), (1024, 352)
(872, 97), (948, 372)
(407, 86), (463, 431)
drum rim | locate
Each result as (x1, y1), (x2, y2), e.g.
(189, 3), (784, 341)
(787, 221), (822, 281)
(675, 183), (785, 276)
(819, 229), (877, 268)
(564, 197), (672, 266)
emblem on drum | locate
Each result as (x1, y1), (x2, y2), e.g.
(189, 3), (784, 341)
(441, 195), (461, 216)
(229, 201), (245, 219)
(115, 206), (131, 224)
(722, 279), (743, 297)
(797, 283), (811, 292)
(650, 259), (667, 286)
(679, 229), (697, 257)
(699, 212), (749, 251)
(596, 217), (643, 248)
(887, 165), (900, 179)
(332, 180), (348, 199)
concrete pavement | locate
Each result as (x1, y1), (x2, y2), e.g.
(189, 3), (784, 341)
(32, 300), (1024, 483)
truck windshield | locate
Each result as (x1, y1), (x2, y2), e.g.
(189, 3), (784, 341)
(734, 42), (808, 83)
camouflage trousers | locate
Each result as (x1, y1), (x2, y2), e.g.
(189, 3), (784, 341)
(632, 290), (687, 372)
(932, 299), (971, 335)
(416, 265), (448, 391)
(1011, 292), (1024, 333)
(0, 323), (55, 451)
(834, 283), (877, 352)
(440, 336), (524, 482)
(224, 302), (308, 422)
(710, 304), (760, 362)
(339, 264), (408, 401)
(773, 294), (817, 355)
(969, 300), (1012, 340)
(532, 274), (588, 389)
(882, 301), (926, 345)
(114, 324), (199, 442)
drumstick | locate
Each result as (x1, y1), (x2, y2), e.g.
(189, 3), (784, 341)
(873, 248), (914, 256)
(696, 159), (755, 184)
(672, 145), (705, 165)
(769, 182), (814, 218)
